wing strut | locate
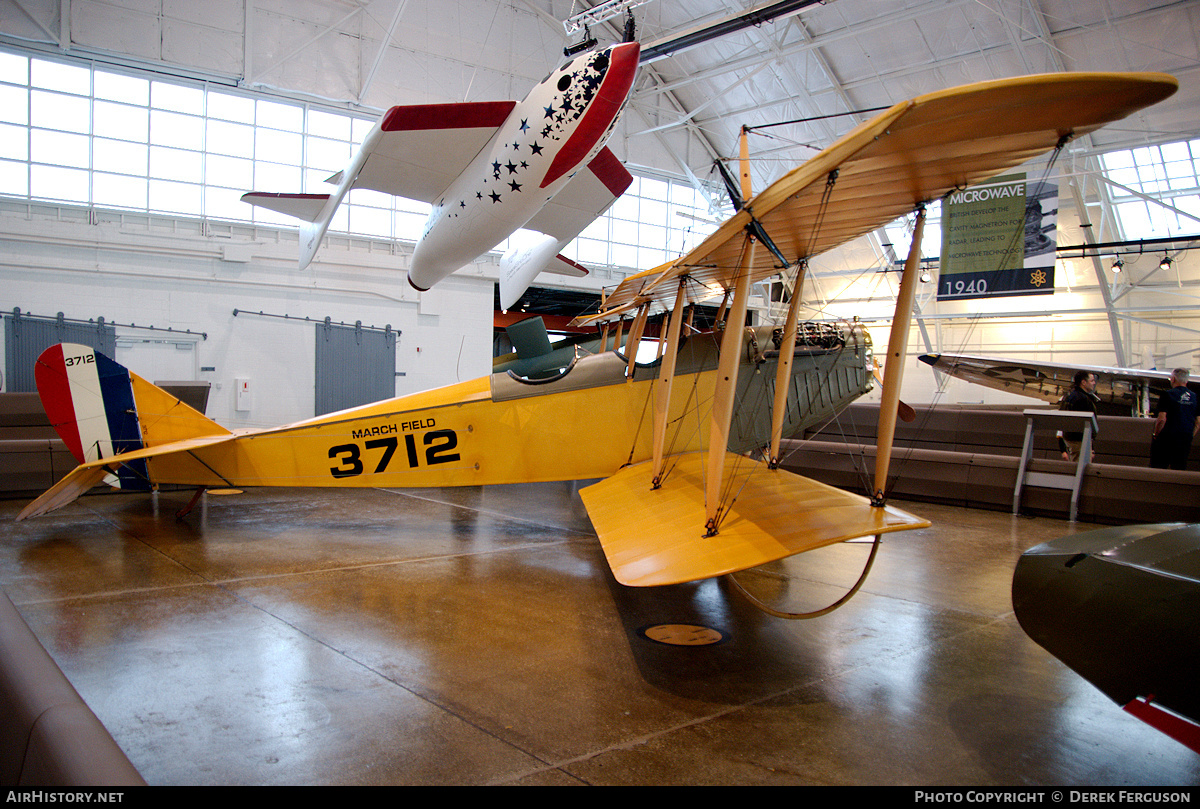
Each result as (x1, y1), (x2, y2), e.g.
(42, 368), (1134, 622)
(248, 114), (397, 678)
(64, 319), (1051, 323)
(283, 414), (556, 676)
(739, 126), (753, 204)
(768, 260), (807, 467)
(705, 235), (757, 536)
(624, 303), (649, 378)
(652, 277), (690, 488)
(873, 206), (926, 506)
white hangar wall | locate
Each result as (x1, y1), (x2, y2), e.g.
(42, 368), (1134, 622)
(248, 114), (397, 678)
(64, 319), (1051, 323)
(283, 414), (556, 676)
(0, 200), (495, 428)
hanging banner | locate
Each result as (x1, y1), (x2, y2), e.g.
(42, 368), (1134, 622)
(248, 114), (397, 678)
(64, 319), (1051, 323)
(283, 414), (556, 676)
(938, 173), (1057, 300)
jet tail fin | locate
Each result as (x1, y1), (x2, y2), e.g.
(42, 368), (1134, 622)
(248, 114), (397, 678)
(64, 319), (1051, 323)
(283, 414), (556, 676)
(499, 233), (563, 311)
(240, 191), (342, 271)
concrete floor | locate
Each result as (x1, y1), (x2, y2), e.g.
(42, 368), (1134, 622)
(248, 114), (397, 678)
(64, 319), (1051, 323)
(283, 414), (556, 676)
(1, 483), (1198, 786)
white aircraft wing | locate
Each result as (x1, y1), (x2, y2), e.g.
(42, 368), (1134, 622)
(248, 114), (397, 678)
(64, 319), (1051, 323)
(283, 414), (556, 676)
(521, 147), (633, 245)
(350, 101), (518, 203)
(918, 353), (1199, 415)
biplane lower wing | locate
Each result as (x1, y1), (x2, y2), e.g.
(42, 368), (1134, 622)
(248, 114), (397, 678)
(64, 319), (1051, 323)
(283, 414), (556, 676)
(580, 452), (930, 587)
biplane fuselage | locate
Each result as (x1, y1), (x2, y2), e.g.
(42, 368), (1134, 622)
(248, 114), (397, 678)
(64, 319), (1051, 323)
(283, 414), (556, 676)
(139, 323), (873, 491)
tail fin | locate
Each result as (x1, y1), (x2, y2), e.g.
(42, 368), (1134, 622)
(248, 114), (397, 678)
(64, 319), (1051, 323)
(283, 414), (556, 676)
(240, 191), (340, 271)
(497, 234), (590, 312)
(34, 343), (230, 492)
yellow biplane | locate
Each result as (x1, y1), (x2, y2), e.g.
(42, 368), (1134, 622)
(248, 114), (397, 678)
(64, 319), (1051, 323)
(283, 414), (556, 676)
(18, 73), (1177, 606)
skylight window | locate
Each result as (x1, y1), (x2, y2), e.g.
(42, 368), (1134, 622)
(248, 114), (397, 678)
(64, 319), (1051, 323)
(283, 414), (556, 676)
(1100, 139), (1200, 239)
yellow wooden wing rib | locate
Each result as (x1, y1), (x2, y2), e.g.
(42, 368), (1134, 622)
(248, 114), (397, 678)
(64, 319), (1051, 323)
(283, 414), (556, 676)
(580, 452), (930, 587)
(572, 71), (1177, 327)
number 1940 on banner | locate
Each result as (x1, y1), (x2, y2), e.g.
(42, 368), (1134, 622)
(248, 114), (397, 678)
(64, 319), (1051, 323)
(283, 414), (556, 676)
(937, 173), (1058, 301)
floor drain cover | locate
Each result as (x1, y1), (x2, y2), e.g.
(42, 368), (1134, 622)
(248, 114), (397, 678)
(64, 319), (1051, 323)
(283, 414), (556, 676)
(639, 624), (726, 646)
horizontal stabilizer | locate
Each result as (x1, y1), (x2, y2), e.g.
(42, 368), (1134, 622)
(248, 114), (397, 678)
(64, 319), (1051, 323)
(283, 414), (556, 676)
(17, 465), (112, 521)
(240, 192), (332, 223)
(16, 433), (239, 521)
(546, 254), (589, 278)
(581, 452), (930, 587)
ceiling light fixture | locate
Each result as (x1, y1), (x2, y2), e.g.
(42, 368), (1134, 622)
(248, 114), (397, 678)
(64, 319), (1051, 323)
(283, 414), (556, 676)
(1160, 255), (1173, 271)
(1111, 258), (1124, 273)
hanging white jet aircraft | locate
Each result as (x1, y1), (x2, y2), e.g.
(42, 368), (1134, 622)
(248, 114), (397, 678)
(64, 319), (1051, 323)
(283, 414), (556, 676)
(242, 41), (639, 309)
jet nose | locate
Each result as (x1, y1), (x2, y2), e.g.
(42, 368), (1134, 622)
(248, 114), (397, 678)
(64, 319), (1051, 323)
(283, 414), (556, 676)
(607, 41), (641, 84)
(540, 42), (640, 189)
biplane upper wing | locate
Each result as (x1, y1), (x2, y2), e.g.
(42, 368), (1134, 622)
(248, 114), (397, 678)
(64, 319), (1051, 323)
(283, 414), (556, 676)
(572, 72), (1178, 326)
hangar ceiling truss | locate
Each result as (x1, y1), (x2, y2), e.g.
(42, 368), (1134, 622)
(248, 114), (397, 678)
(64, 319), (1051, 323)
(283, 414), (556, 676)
(0, 0), (1198, 368)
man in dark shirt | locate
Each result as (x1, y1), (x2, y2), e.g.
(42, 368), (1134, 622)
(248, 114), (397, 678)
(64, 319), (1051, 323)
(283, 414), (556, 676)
(1060, 370), (1098, 462)
(1151, 368), (1198, 470)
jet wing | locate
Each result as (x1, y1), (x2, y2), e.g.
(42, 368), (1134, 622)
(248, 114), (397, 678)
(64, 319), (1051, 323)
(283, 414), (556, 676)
(350, 101), (518, 203)
(1013, 523), (1200, 751)
(240, 101), (517, 220)
(581, 452), (929, 587)
(918, 352), (1199, 415)
(522, 147), (633, 245)
(572, 72), (1178, 326)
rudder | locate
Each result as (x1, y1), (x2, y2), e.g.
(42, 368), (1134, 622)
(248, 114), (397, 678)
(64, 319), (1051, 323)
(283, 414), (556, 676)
(34, 343), (229, 491)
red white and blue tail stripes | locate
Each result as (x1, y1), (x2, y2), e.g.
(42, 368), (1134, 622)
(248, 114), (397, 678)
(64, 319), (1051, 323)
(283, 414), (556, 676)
(34, 343), (150, 491)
